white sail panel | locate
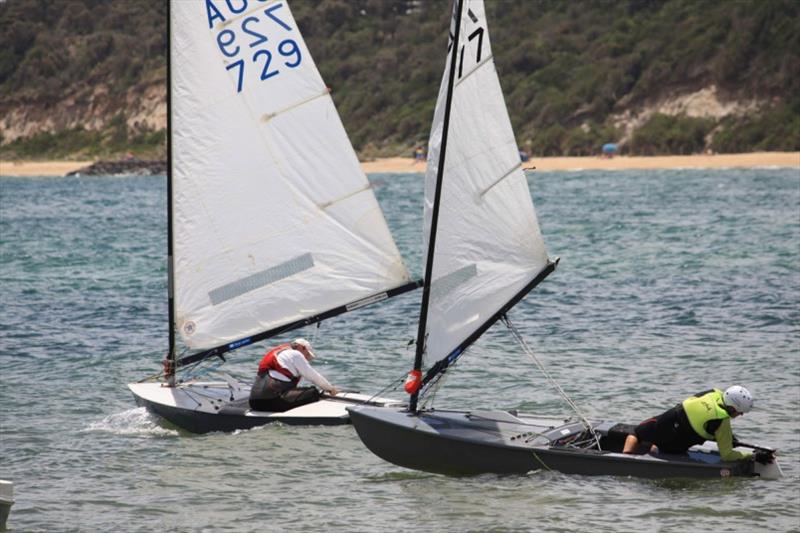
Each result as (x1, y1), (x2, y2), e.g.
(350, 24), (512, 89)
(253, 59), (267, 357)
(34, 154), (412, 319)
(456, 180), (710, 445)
(171, 0), (410, 349)
(423, 0), (549, 362)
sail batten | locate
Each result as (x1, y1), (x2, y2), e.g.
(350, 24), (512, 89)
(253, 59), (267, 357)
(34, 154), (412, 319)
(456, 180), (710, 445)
(454, 54), (494, 87)
(319, 184), (372, 210)
(171, 1), (412, 351)
(262, 88), (331, 123)
(479, 162), (524, 199)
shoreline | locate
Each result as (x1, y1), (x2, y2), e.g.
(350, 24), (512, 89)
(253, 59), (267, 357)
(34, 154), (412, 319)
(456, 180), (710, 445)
(359, 152), (799, 173)
(1, 152), (797, 177)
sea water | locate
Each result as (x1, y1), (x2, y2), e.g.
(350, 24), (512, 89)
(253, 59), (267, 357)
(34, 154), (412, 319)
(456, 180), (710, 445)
(1, 168), (798, 532)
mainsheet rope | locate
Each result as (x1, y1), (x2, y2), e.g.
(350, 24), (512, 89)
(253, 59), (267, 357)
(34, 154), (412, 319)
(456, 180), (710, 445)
(502, 314), (601, 450)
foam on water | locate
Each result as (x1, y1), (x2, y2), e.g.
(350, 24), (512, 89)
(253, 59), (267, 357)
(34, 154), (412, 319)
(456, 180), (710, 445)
(83, 407), (179, 438)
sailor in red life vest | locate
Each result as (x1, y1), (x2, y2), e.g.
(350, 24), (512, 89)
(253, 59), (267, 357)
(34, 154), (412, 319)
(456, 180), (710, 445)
(248, 338), (340, 412)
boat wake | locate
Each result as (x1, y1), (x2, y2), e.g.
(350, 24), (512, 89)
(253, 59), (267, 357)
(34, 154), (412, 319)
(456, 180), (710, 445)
(364, 470), (436, 482)
(84, 407), (179, 438)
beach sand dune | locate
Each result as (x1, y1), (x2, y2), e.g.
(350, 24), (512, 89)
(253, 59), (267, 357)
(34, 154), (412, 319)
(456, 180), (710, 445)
(2, 152), (797, 177)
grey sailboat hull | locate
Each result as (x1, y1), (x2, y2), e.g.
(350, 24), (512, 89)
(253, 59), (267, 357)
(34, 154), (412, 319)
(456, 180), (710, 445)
(348, 405), (779, 479)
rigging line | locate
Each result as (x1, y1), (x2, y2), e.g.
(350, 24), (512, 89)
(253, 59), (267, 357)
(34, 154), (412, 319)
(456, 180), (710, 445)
(530, 449), (553, 472)
(419, 363), (453, 410)
(310, 320), (321, 346)
(182, 359), (224, 381)
(362, 374), (406, 406)
(503, 314), (602, 451)
(178, 386), (205, 409)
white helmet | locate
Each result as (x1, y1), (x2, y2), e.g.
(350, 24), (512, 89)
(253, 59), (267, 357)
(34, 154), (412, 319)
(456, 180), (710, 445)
(723, 385), (753, 414)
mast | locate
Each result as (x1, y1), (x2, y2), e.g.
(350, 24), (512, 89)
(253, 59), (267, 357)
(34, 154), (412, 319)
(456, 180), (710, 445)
(165, 0), (176, 386)
(409, 0), (464, 413)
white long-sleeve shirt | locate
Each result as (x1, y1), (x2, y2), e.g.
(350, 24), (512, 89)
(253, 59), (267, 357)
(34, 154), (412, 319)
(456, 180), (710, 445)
(269, 348), (334, 392)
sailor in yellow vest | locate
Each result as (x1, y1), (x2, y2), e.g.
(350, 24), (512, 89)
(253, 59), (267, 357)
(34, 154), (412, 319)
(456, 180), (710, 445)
(622, 386), (774, 464)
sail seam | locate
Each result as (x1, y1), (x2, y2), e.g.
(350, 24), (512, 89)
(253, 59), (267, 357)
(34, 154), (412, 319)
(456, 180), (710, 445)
(262, 88), (331, 123)
(479, 162), (523, 199)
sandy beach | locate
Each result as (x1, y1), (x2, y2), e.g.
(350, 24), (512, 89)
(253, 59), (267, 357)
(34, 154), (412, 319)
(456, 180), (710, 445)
(1, 160), (95, 177)
(1, 152), (797, 177)
(360, 152), (799, 173)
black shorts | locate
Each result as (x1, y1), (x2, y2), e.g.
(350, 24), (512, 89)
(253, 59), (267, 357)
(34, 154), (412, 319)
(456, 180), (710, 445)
(249, 374), (320, 412)
(634, 405), (704, 454)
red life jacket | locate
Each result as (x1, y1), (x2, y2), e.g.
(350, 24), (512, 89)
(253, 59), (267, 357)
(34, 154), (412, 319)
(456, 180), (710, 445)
(257, 343), (298, 384)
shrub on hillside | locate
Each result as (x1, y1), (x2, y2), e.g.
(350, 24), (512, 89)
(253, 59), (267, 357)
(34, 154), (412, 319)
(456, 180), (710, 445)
(629, 113), (714, 155)
(712, 102), (800, 152)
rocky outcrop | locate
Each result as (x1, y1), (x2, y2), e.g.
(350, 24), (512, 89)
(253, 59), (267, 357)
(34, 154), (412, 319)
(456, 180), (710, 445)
(66, 158), (166, 176)
(611, 85), (766, 145)
(0, 81), (166, 144)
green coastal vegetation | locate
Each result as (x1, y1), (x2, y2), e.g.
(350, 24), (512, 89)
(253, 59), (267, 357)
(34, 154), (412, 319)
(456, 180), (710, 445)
(0, 0), (798, 160)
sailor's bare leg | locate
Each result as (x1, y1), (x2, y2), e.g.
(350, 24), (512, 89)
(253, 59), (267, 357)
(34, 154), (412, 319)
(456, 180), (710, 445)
(623, 434), (638, 454)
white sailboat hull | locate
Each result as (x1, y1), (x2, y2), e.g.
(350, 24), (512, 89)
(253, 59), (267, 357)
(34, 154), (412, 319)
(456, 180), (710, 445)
(129, 381), (403, 434)
(0, 480), (13, 531)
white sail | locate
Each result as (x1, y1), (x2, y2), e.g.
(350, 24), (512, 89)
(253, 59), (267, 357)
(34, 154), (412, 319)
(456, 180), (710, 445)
(423, 0), (549, 362)
(171, 0), (411, 349)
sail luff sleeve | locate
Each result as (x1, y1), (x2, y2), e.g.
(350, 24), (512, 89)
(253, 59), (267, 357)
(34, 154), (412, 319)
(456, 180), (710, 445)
(177, 279), (421, 368)
(409, 0), (465, 413)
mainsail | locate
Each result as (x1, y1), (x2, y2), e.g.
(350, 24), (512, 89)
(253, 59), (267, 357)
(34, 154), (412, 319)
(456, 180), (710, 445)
(170, 1), (412, 352)
(415, 0), (552, 395)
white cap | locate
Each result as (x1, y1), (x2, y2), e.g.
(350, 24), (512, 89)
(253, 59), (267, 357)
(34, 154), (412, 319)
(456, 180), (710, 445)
(293, 338), (316, 360)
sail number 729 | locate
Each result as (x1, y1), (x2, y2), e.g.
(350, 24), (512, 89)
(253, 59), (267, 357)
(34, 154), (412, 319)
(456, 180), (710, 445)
(206, 1), (303, 94)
